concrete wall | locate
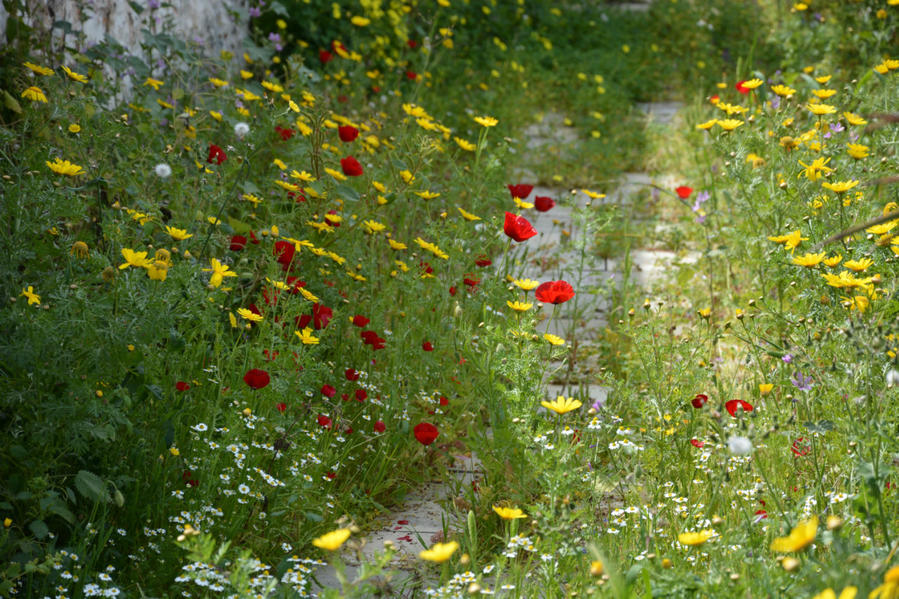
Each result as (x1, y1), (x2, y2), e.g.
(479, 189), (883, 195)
(2, 0), (248, 53)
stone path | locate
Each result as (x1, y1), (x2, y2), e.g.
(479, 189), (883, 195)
(312, 100), (685, 596)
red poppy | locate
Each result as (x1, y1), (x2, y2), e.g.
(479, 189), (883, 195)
(422, 341), (434, 352)
(791, 437), (810, 457)
(754, 509), (768, 522)
(407, 39), (417, 48)
(338, 125), (359, 142)
(312, 303), (332, 329)
(535, 280), (575, 304)
(276, 402), (287, 413)
(345, 368), (359, 381)
(439, 396), (449, 406)
(229, 235), (247, 251)
(361, 330), (386, 350)
(317, 414), (332, 428)
(355, 388), (367, 402)
(449, 286), (457, 296)
(286, 276), (306, 294)
(534, 196), (555, 212)
(405, 70), (417, 81)
(475, 256), (492, 267)
(725, 399), (754, 417)
(735, 80), (751, 94)
(690, 439), (704, 448)
(243, 368), (270, 390)
(507, 184), (534, 199)
(325, 471), (337, 480)
(503, 212), (537, 242)
(273, 240), (296, 270)
(374, 420), (386, 433)
(275, 125), (294, 140)
(463, 277), (480, 289)
(691, 393), (708, 409)
(340, 156), (363, 177)
(207, 144), (227, 165)
(413, 422), (439, 446)
(675, 186), (693, 199)
(262, 287), (280, 307)
(319, 49), (333, 64)
(351, 315), (370, 327)
(321, 384), (336, 398)
(176, 381), (191, 391)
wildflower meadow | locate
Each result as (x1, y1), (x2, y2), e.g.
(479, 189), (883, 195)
(1, 0), (898, 597)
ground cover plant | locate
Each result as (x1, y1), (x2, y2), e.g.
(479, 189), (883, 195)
(1, 0), (898, 597)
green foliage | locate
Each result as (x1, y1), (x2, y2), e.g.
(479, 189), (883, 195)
(2, 0), (898, 596)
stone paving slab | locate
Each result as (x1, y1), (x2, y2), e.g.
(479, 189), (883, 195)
(637, 101), (684, 126)
(627, 249), (700, 288)
(522, 112), (578, 149)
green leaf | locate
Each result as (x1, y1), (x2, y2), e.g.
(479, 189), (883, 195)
(304, 511), (323, 522)
(228, 217), (252, 234)
(625, 563), (643, 583)
(146, 384), (163, 400)
(335, 184), (359, 202)
(74, 470), (108, 503)
(39, 494), (75, 524)
(28, 519), (49, 539)
(804, 420), (834, 434)
(127, 1), (144, 14)
(1, 89), (22, 114)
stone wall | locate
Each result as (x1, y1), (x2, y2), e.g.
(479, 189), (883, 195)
(1, 0), (248, 54)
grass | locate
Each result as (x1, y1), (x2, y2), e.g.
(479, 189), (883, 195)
(1, 0), (898, 597)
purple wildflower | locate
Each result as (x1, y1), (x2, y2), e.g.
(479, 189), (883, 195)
(790, 371), (814, 392)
